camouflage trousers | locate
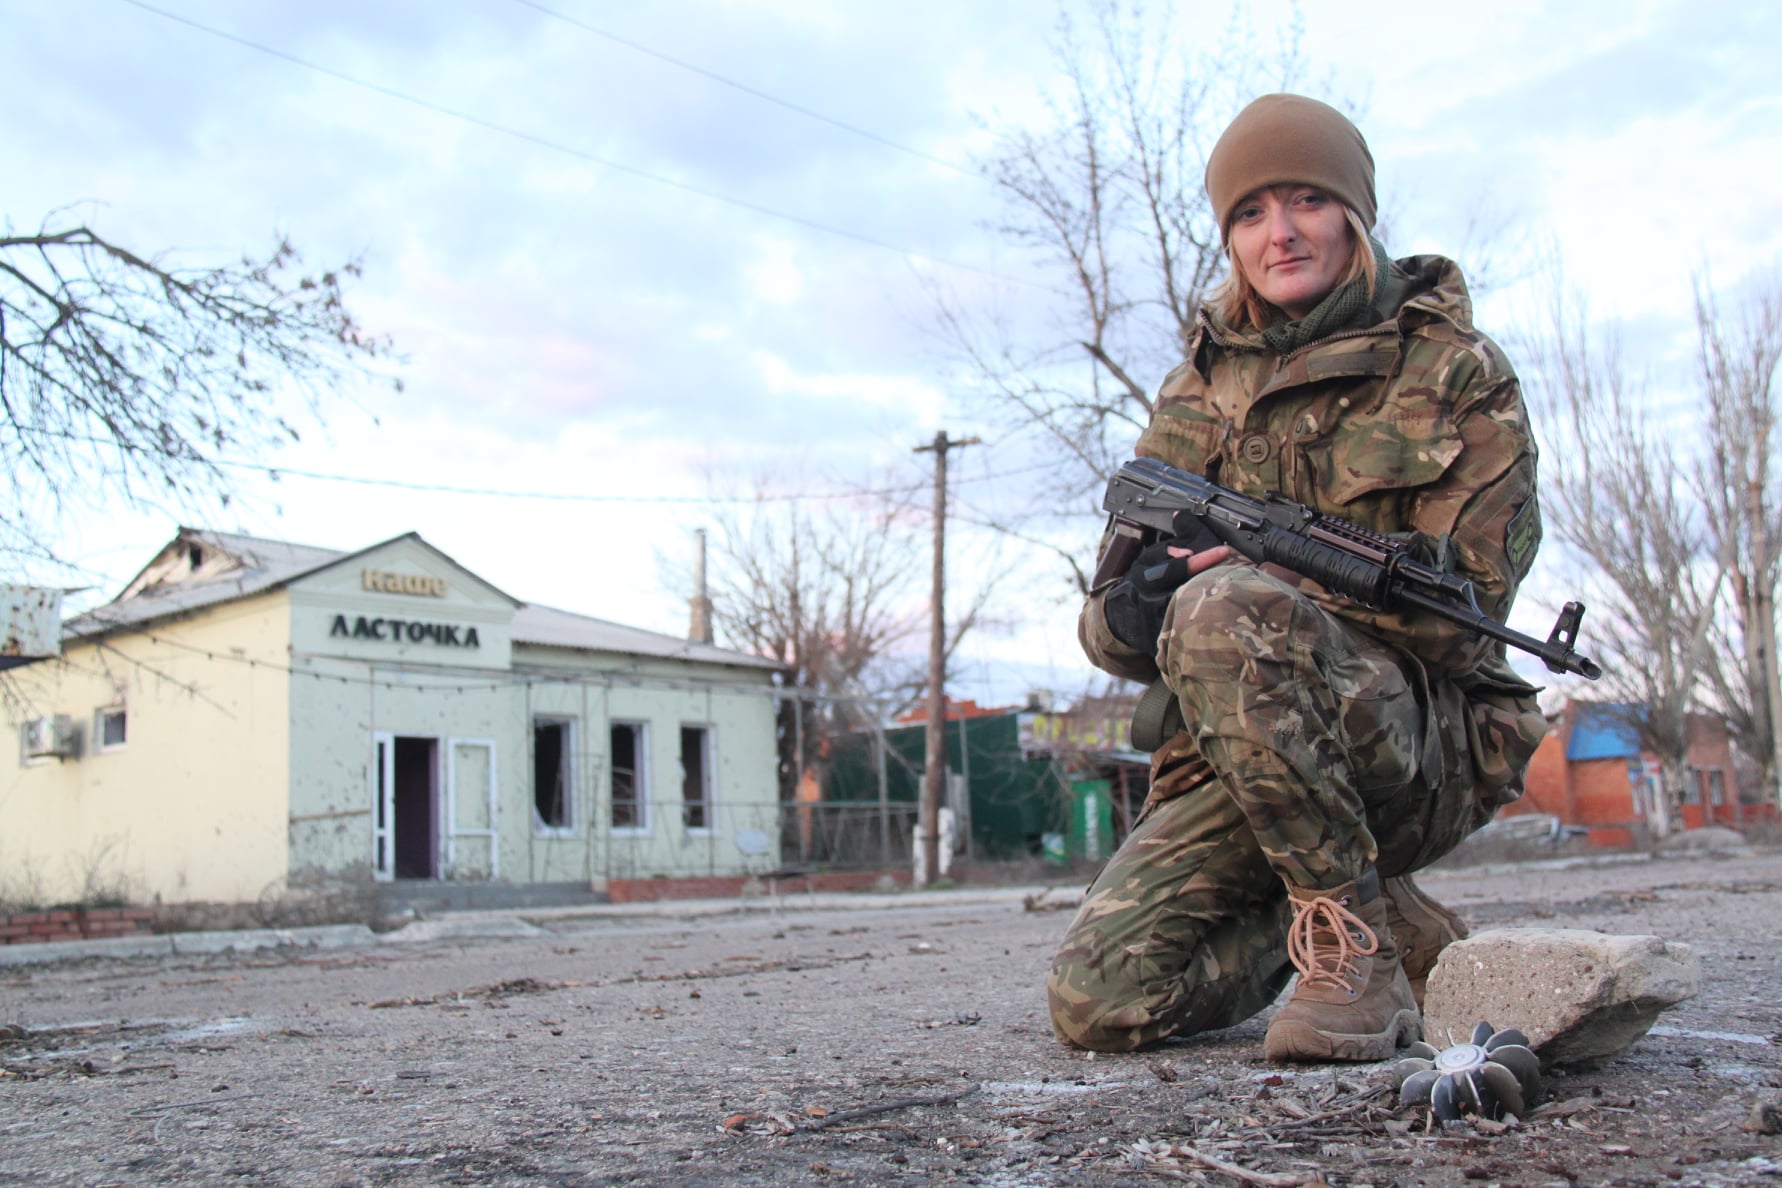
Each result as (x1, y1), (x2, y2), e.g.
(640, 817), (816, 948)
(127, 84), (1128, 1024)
(1049, 565), (1478, 1051)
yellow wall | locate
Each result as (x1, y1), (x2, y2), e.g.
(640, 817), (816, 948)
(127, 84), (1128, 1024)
(1, 535), (785, 907)
(0, 593), (291, 906)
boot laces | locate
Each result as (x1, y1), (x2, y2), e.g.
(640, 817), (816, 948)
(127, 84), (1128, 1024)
(1285, 893), (1378, 991)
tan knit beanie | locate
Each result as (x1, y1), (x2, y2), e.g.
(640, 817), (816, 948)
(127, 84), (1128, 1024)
(1205, 94), (1376, 241)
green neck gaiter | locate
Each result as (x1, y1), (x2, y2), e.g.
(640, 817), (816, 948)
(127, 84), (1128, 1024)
(1259, 237), (1392, 355)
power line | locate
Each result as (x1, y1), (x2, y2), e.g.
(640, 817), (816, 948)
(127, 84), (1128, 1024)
(114, 0), (1056, 295)
(24, 425), (1068, 505)
(509, 0), (976, 178)
(215, 454), (1064, 504)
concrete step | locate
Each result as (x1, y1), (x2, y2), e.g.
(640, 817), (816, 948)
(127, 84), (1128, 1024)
(374, 881), (606, 915)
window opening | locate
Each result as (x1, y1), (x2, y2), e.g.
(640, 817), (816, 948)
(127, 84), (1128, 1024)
(533, 718), (572, 831)
(610, 722), (646, 830)
(681, 725), (711, 831)
(96, 707), (127, 751)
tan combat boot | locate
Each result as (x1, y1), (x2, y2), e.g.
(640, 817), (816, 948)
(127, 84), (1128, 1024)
(1382, 874), (1469, 1008)
(1262, 871), (1422, 1063)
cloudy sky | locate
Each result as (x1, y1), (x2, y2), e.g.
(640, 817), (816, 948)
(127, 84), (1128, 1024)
(5, 0), (1780, 705)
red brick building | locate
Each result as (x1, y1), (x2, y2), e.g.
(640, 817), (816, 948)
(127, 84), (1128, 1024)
(1512, 701), (1774, 846)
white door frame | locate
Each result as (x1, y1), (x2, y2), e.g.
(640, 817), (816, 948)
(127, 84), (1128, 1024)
(445, 737), (499, 878)
(372, 731), (396, 883)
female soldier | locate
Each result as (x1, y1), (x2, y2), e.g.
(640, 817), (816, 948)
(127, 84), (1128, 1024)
(1048, 94), (1547, 1062)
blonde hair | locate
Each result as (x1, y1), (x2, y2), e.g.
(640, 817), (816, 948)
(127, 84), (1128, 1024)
(1209, 204), (1377, 333)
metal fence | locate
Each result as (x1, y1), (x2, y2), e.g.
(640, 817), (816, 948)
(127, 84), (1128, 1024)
(590, 797), (919, 881)
(780, 800), (919, 871)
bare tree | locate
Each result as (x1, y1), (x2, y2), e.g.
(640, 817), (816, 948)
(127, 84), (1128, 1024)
(930, 0), (1322, 593)
(0, 218), (394, 574)
(1521, 283), (1721, 837)
(1694, 276), (1782, 814)
(686, 475), (1003, 798)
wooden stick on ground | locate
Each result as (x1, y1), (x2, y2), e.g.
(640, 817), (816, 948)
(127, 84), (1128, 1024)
(799, 1086), (977, 1131)
(1170, 1144), (1317, 1187)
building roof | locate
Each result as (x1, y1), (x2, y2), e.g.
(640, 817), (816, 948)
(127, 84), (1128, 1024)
(511, 602), (782, 671)
(1566, 701), (1644, 762)
(64, 527), (783, 674)
(67, 527), (357, 639)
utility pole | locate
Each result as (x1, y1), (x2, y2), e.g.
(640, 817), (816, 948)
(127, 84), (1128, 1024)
(913, 430), (979, 886)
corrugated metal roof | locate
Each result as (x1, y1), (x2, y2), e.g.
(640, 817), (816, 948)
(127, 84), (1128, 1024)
(511, 603), (782, 671)
(1566, 701), (1644, 761)
(63, 528), (783, 673)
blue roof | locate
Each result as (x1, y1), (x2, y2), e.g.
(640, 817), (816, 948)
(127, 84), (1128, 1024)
(1567, 702), (1644, 761)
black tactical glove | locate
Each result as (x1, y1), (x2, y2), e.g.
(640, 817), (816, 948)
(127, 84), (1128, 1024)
(1102, 533), (1209, 652)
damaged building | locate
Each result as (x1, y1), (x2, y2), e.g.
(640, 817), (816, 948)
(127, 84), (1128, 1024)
(2, 528), (786, 909)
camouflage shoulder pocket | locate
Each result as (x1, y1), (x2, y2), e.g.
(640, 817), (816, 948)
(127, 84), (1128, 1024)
(1138, 401), (1227, 476)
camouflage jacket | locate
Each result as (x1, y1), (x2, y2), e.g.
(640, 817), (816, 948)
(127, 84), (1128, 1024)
(1081, 254), (1547, 804)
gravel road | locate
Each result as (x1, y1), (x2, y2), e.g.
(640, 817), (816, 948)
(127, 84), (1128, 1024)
(4, 850), (1781, 1187)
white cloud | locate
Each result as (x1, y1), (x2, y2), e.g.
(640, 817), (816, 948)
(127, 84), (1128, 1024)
(749, 350), (948, 425)
(5, 0), (1778, 703)
(745, 235), (806, 304)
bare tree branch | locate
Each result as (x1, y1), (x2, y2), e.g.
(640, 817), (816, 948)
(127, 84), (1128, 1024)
(927, 0), (1328, 577)
(665, 464), (1013, 795)
(1520, 276), (1718, 835)
(0, 217), (395, 574)
(1693, 273), (1782, 813)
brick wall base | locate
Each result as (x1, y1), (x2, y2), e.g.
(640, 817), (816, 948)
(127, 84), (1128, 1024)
(605, 870), (905, 905)
(0, 907), (156, 945)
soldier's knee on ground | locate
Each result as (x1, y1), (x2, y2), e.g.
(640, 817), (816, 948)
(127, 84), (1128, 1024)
(1048, 899), (1295, 1052)
(1046, 970), (1163, 1052)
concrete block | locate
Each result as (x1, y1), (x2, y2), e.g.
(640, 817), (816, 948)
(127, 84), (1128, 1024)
(171, 928), (302, 954)
(168, 925), (376, 955)
(0, 936), (175, 966)
(1423, 928), (1700, 1069)
(1655, 827), (1751, 857)
(380, 916), (544, 943)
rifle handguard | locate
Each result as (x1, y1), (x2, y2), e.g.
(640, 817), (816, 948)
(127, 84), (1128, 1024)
(1103, 457), (1603, 680)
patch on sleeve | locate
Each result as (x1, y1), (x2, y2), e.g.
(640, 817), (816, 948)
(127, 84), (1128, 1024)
(1504, 496), (1542, 577)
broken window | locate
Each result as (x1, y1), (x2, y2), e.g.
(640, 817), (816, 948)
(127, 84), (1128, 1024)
(95, 706), (127, 751)
(610, 721), (647, 830)
(533, 717), (573, 831)
(680, 724), (712, 831)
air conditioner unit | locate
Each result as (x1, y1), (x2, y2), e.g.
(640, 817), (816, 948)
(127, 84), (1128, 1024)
(23, 714), (76, 760)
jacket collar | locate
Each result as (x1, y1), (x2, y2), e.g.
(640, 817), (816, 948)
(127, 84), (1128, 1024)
(1198, 252), (1477, 369)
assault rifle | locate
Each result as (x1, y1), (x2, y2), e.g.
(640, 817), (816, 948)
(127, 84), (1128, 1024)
(1102, 456), (1602, 679)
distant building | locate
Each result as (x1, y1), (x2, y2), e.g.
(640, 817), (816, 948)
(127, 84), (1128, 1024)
(1514, 700), (1772, 846)
(3, 528), (786, 908)
(824, 694), (1151, 866)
